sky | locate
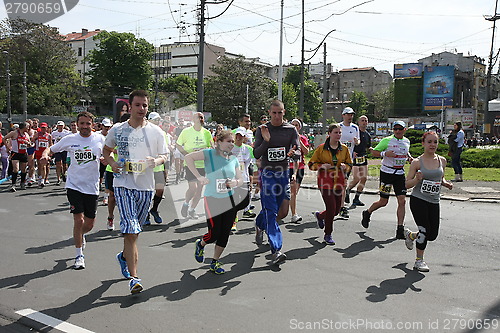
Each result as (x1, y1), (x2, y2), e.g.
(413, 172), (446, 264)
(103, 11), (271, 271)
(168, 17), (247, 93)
(1, 0), (498, 74)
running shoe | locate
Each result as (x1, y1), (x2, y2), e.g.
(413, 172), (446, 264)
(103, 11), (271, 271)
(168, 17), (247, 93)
(62, 174), (66, 182)
(26, 179), (33, 187)
(9, 185), (16, 192)
(361, 210), (371, 228)
(413, 259), (430, 272)
(344, 190), (350, 203)
(210, 260), (225, 274)
(188, 208), (197, 219)
(271, 251), (286, 265)
(116, 252), (131, 279)
(150, 210), (163, 224)
(396, 226), (405, 240)
(44, 179), (50, 185)
(252, 192), (260, 201)
(314, 211), (325, 229)
(249, 205), (255, 210)
(255, 226), (264, 245)
(38, 182), (45, 189)
(194, 239), (204, 263)
(20, 182), (26, 190)
(107, 217), (114, 231)
(339, 207), (349, 219)
(56, 179), (61, 186)
(231, 218), (238, 232)
(242, 210), (256, 218)
(102, 197), (108, 206)
(352, 198), (365, 206)
(181, 202), (189, 218)
(74, 255), (85, 270)
(129, 277), (143, 294)
(404, 228), (414, 250)
(324, 234), (335, 245)
(291, 214), (302, 223)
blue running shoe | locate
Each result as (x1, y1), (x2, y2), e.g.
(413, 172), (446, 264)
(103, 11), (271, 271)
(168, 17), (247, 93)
(194, 239), (204, 263)
(314, 211), (325, 229)
(324, 234), (335, 245)
(210, 260), (225, 274)
(150, 210), (163, 224)
(129, 277), (143, 294)
(116, 252), (131, 279)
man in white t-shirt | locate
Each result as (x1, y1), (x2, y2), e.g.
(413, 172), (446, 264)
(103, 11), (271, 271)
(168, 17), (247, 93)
(103, 90), (168, 294)
(41, 112), (105, 270)
(339, 107), (359, 219)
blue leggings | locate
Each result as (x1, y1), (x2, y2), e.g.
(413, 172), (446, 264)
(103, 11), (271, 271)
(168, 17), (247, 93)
(255, 169), (290, 253)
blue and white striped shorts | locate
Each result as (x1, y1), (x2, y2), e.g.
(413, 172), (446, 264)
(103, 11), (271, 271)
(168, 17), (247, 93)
(114, 187), (154, 234)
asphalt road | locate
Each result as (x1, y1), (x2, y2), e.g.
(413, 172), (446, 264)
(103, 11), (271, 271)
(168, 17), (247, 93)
(0, 177), (499, 333)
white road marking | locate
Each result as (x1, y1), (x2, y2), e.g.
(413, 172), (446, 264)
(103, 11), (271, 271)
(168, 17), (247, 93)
(15, 308), (94, 333)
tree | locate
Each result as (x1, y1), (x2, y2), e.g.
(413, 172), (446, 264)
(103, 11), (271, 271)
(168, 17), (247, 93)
(284, 65), (322, 122)
(0, 18), (81, 115)
(204, 56), (272, 127)
(373, 83), (394, 121)
(270, 81), (298, 118)
(86, 31), (154, 109)
(158, 75), (196, 109)
(347, 91), (369, 118)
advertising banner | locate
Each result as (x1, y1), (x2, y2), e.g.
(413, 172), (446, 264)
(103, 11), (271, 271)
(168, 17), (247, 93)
(394, 63), (423, 79)
(423, 66), (454, 111)
(445, 108), (475, 131)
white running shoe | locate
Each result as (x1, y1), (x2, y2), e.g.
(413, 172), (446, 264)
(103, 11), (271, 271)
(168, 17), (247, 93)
(291, 214), (302, 223)
(271, 251), (286, 265)
(74, 255), (85, 270)
(414, 259), (429, 272)
(404, 227), (414, 250)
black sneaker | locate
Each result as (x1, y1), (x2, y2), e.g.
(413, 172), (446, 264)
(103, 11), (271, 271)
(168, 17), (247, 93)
(396, 226), (405, 239)
(242, 210), (256, 218)
(361, 210), (371, 228)
(352, 198), (365, 206)
(344, 190), (350, 204)
(339, 207), (349, 219)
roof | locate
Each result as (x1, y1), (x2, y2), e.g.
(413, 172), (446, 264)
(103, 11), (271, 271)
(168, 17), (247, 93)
(62, 29), (101, 42)
(339, 67), (375, 72)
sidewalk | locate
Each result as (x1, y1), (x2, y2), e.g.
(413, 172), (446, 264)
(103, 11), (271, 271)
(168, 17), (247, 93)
(300, 160), (500, 203)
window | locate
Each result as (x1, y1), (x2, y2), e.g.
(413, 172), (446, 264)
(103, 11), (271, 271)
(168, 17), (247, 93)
(78, 47), (82, 57)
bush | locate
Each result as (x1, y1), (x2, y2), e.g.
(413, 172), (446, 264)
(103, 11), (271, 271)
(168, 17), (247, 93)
(461, 147), (500, 168)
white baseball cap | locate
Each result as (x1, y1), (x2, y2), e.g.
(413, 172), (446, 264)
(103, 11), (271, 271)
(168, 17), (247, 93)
(393, 120), (406, 128)
(342, 107), (355, 115)
(101, 118), (112, 127)
(234, 127), (248, 137)
(56, 121), (65, 126)
(148, 112), (161, 120)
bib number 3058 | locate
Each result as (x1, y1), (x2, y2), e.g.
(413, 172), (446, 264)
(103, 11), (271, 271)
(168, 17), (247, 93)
(267, 147), (286, 162)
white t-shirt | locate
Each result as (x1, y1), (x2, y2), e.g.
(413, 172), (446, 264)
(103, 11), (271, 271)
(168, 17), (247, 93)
(51, 129), (71, 143)
(340, 122), (360, 157)
(51, 132), (105, 195)
(105, 121), (168, 191)
(231, 143), (253, 182)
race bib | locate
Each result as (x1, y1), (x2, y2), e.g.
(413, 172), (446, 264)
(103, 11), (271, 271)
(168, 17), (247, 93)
(421, 179), (441, 195)
(216, 179), (229, 193)
(355, 156), (366, 164)
(342, 141), (352, 149)
(394, 158), (406, 168)
(125, 160), (147, 174)
(74, 149), (95, 164)
(267, 147), (286, 162)
(19, 144), (27, 150)
(39, 141), (48, 148)
(379, 183), (392, 195)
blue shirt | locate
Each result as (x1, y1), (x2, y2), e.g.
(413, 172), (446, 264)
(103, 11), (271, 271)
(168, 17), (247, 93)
(203, 149), (239, 198)
(455, 130), (465, 148)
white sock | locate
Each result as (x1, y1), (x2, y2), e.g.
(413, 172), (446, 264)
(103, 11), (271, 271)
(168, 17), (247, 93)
(75, 247), (83, 257)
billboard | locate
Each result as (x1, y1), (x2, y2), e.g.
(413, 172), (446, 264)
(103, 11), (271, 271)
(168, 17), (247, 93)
(423, 66), (454, 111)
(394, 63), (423, 79)
(445, 108), (475, 131)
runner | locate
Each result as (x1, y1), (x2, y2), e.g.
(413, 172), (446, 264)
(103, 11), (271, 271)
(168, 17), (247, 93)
(176, 112), (214, 219)
(26, 119), (38, 186)
(345, 115), (372, 208)
(98, 118), (112, 202)
(103, 90), (168, 294)
(51, 121), (71, 185)
(33, 122), (52, 188)
(339, 107), (360, 219)
(360, 121), (413, 239)
(404, 131), (453, 271)
(253, 99), (299, 265)
(3, 122), (31, 191)
(41, 111), (104, 270)
(186, 130), (244, 274)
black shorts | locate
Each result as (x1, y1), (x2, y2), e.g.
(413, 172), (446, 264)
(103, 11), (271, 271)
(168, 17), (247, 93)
(379, 171), (407, 198)
(54, 151), (67, 163)
(27, 147), (36, 156)
(11, 152), (28, 163)
(289, 168), (305, 184)
(184, 166), (205, 182)
(104, 171), (114, 191)
(353, 155), (368, 167)
(99, 162), (106, 179)
(66, 188), (98, 219)
(154, 171), (166, 185)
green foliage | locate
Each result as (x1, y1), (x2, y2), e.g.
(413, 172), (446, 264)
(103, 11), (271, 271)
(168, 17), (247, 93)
(284, 65), (311, 88)
(270, 81), (298, 118)
(0, 18), (81, 115)
(461, 147), (500, 168)
(158, 75), (196, 109)
(408, 142), (450, 160)
(204, 56), (272, 127)
(283, 65), (322, 122)
(373, 83), (394, 121)
(404, 129), (425, 144)
(347, 91), (368, 116)
(87, 31), (154, 108)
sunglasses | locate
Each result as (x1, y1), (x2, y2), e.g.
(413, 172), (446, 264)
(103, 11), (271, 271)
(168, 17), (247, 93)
(393, 127), (404, 131)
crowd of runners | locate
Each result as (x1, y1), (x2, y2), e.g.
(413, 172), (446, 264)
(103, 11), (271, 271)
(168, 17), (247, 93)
(0, 93), (454, 294)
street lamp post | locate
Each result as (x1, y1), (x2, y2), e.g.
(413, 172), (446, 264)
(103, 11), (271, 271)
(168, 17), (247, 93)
(3, 51), (12, 129)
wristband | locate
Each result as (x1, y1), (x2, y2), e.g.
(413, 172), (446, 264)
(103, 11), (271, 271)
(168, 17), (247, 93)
(381, 151), (386, 158)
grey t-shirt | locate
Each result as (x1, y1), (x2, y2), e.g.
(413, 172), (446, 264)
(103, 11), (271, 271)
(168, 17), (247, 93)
(254, 122), (299, 171)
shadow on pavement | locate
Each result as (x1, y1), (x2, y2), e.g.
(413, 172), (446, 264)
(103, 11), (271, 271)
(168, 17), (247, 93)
(333, 232), (396, 258)
(0, 259), (70, 289)
(284, 236), (327, 260)
(365, 263), (425, 302)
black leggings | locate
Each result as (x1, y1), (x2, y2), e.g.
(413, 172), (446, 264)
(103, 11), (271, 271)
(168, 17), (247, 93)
(409, 196), (440, 251)
(202, 196), (238, 248)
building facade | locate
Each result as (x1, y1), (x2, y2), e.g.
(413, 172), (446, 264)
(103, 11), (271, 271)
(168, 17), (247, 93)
(63, 29), (101, 82)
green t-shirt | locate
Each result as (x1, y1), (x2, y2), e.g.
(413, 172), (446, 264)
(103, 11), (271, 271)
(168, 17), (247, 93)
(177, 126), (213, 168)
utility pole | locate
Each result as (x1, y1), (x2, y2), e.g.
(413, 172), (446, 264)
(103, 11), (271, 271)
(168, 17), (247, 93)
(299, 0), (305, 118)
(322, 43), (327, 125)
(278, 0), (284, 100)
(485, 0), (500, 135)
(3, 51), (11, 128)
(197, 0), (206, 113)
(23, 61), (27, 121)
